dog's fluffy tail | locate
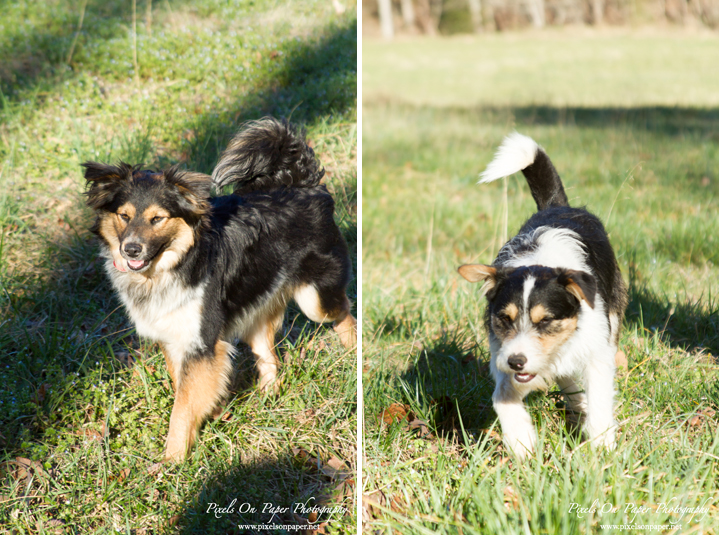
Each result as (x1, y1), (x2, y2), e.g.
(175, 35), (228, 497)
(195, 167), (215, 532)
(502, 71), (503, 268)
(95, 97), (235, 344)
(211, 117), (324, 194)
(479, 132), (569, 210)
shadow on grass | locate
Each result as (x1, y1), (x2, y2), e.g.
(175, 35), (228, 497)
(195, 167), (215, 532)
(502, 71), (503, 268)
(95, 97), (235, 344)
(177, 17), (358, 175)
(373, 101), (719, 138)
(497, 105), (719, 137)
(366, 307), (497, 445)
(174, 453), (353, 534)
(625, 264), (719, 357)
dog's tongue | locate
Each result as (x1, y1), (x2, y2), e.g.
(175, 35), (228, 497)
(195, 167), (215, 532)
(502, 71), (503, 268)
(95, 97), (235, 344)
(113, 260), (127, 272)
(127, 259), (145, 270)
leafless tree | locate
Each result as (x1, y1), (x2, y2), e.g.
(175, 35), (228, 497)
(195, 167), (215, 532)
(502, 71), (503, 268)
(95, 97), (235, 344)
(378, 0), (395, 37)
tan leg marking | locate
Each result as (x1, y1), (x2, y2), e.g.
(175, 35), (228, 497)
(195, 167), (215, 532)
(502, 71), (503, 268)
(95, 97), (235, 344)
(333, 296), (357, 348)
(246, 311), (284, 394)
(163, 341), (233, 462)
(294, 285), (356, 348)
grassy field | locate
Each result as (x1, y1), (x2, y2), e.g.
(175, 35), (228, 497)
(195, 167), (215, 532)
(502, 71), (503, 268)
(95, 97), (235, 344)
(0, 1), (357, 533)
(362, 31), (719, 533)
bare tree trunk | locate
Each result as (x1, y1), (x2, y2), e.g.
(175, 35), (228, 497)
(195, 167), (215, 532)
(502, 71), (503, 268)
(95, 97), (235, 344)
(590, 0), (604, 24)
(400, 0), (416, 28)
(527, 0), (545, 27)
(415, 0), (439, 35)
(468, 0), (483, 31)
(378, 0), (394, 38)
(665, 0), (690, 22)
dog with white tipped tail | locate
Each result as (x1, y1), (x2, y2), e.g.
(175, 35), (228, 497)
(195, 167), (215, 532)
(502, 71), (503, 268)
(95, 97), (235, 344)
(458, 133), (627, 460)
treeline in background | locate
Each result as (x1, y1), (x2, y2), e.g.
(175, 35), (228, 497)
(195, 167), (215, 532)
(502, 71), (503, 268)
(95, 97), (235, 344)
(364, 0), (719, 35)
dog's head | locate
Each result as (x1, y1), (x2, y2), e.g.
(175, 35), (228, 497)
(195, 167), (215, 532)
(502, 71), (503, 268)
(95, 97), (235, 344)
(458, 263), (596, 385)
(83, 162), (211, 274)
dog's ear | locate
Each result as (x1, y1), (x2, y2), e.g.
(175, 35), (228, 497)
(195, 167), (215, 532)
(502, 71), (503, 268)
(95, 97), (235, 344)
(83, 161), (133, 210)
(458, 264), (496, 284)
(458, 264), (504, 299)
(558, 269), (596, 309)
(163, 165), (212, 221)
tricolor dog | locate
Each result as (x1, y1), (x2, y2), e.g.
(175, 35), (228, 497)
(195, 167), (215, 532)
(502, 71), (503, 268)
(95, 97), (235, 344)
(458, 133), (627, 460)
(84, 118), (356, 462)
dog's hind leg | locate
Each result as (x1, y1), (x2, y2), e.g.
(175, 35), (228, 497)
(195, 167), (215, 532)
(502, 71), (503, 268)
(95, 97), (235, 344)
(294, 284), (357, 348)
(246, 310), (285, 394)
(557, 376), (587, 434)
(163, 341), (233, 462)
(557, 376), (588, 413)
(583, 352), (617, 450)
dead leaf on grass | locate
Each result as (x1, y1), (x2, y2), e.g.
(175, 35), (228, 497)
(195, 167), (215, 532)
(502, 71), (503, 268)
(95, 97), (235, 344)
(112, 468), (131, 482)
(114, 351), (136, 368)
(36, 519), (65, 534)
(294, 408), (317, 425)
(321, 456), (350, 481)
(687, 407), (717, 427)
(390, 493), (406, 513)
(12, 457), (45, 481)
(35, 383), (50, 404)
(362, 490), (385, 521)
(292, 447), (320, 471)
(147, 463), (163, 476)
(408, 417), (433, 438)
(381, 403), (410, 425)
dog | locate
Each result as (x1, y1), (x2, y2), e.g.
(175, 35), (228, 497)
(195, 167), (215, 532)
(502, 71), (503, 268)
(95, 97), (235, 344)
(458, 133), (627, 460)
(83, 117), (357, 462)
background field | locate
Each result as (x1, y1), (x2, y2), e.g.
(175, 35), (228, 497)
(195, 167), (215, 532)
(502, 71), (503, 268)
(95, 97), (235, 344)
(0, 0), (357, 533)
(363, 30), (719, 533)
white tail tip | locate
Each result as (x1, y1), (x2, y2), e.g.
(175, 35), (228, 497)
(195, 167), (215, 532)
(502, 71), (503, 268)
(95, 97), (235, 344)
(479, 132), (539, 184)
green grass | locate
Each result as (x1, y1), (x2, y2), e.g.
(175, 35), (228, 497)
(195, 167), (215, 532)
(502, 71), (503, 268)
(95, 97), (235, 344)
(362, 31), (719, 533)
(0, 0), (357, 533)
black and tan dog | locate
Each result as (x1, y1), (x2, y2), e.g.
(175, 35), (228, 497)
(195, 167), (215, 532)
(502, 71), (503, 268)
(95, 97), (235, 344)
(84, 118), (356, 462)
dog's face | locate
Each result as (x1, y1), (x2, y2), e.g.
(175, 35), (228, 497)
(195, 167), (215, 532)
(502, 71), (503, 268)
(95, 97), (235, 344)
(459, 264), (596, 385)
(83, 162), (211, 274)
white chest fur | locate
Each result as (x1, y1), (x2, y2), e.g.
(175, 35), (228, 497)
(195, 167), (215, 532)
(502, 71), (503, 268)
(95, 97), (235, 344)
(105, 258), (206, 360)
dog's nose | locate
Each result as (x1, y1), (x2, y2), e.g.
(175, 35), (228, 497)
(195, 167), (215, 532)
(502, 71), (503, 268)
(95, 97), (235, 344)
(507, 354), (527, 371)
(123, 242), (143, 258)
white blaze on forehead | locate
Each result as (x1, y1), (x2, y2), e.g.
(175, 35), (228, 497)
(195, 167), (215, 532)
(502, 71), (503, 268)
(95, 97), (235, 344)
(522, 276), (536, 311)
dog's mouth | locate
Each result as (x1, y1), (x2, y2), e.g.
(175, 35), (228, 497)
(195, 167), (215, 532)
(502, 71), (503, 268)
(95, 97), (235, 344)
(514, 373), (536, 384)
(114, 258), (151, 273)
(126, 259), (149, 271)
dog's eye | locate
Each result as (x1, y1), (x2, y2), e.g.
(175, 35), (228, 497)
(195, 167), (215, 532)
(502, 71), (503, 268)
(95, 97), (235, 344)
(118, 213), (130, 222)
(536, 318), (553, 327)
(151, 216), (165, 225)
(496, 313), (512, 324)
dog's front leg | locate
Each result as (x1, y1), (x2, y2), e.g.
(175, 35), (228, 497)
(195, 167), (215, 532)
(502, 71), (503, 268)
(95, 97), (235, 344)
(492, 374), (537, 461)
(163, 341), (233, 462)
(583, 352), (617, 450)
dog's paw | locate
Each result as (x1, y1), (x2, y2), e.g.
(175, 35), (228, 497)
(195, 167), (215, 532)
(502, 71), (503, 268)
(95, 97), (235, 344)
(163, 443), (188, 463)
(586, 419), (617, 451)
(258, 374), (282, 395)
(589, 429), (616, 451)
(334, 314), (357, 348)
(503, 429), (537, 461)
